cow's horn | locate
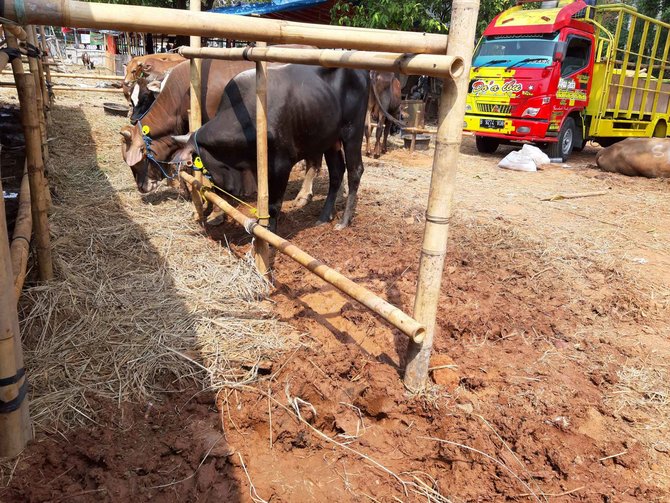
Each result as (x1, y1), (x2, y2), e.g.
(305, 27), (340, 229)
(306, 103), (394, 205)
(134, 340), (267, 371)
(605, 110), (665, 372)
(172, 133), (192, 145)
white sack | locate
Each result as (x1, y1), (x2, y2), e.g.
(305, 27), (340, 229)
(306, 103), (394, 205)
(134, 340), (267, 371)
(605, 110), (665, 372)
(520, 144), (551, 166)
(498, 151), (537, 172)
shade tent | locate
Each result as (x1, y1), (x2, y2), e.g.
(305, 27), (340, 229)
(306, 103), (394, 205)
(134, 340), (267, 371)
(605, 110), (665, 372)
(210, 0), (328, 17)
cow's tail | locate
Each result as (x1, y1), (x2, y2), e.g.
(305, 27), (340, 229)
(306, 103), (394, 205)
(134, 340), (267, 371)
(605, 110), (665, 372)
(371, 74), (406, 129)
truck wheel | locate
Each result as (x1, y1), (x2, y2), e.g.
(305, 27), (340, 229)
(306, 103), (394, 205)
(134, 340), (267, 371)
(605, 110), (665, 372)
(476, 135), (499, 154)
(547, 118), (576, 161)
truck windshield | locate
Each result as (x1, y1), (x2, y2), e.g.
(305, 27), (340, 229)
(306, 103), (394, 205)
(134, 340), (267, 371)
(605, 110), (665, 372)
(473, 35), (558, 69)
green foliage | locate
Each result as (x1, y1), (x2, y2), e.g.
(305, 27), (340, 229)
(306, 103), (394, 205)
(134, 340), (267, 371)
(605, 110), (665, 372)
(331, 0), (449, 33)
(477, 0), (515, 35)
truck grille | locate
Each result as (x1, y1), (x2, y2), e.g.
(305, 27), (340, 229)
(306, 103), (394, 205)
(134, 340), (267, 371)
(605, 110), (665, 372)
(478, 103), (512, 114)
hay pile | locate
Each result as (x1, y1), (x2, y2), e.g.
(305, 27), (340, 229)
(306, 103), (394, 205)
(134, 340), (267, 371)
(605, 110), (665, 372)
(19, 103), (297, 432)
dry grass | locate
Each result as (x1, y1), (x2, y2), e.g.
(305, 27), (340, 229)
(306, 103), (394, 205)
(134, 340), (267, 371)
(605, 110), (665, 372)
(17, 99), (298, 433)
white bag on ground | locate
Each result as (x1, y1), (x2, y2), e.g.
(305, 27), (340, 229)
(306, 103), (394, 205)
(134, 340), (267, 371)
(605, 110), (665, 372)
(498, 151), (537, 172)
(520, 144), (550, 166)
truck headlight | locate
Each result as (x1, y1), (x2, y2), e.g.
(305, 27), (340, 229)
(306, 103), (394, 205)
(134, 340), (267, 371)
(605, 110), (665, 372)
(465, 104), (472, 112)
(522, 107), (541, 117)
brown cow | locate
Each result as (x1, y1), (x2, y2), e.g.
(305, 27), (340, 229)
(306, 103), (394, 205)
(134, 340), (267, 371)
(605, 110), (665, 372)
(364, 71), (402, 158)
(122, 53), (185, 105)
(596, 138), (670, 178)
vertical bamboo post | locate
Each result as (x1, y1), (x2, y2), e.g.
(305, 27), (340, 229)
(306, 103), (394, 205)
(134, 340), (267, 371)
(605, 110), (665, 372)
(254, 41), (271, 277)
(25, 27), (48, 158)
(30, 27), (49, 118)
(188, 0), (205, 219)
(38, 26), (54, 109)
(7, 32), (54, 282)
(403, 0), (480, 391)
(0, 175), (32, 458)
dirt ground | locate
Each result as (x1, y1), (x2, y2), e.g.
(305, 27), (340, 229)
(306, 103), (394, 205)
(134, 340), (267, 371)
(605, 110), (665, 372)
(1, 83), (670, 502)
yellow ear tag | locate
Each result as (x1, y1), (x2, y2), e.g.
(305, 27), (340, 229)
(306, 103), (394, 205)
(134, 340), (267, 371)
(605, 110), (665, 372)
(194, 157), (204, 169)
(141, 125), (150, 135)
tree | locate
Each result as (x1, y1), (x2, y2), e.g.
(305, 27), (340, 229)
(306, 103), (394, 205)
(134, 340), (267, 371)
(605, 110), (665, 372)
(331, 0), (449, 33)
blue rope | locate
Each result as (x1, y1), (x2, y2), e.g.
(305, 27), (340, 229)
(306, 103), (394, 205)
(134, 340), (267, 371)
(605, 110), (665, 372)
(137, 119), (181, 180)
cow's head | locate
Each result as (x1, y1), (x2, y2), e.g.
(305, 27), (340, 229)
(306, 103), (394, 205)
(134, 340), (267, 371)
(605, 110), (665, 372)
(129, 78), (162, 124)
(120, 125), (180, 193)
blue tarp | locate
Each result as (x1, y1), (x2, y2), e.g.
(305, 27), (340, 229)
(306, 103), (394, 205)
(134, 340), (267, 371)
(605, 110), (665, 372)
(210, 0), (327, 16)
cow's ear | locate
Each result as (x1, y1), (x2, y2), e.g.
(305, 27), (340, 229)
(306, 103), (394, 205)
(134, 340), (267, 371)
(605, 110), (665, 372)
(172, 133), (192, 146)
(147, 80), (162, 94)
(143, 62), (153, 72)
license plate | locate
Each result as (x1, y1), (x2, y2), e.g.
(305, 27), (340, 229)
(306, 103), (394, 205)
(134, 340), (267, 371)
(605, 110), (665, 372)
(480, 119), (505, 129)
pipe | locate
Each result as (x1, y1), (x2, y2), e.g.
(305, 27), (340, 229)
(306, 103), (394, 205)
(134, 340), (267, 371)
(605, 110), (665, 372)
(188, 0), (205, 220)
(403, 0), (480, 391)
(180, 171), (426, 342)
(2, 0), (449, 54)
(10, 163), (31, 300)
(179, 46), (464, 80)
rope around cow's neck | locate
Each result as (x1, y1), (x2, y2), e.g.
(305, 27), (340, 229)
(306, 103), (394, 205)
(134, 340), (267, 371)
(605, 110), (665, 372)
(137, 119), (182, 181)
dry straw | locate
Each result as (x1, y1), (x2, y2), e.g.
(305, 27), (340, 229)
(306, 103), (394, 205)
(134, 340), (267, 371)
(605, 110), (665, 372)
(17, 100), (298, 433)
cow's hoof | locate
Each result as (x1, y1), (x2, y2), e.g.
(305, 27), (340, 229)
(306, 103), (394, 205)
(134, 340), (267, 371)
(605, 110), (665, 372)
(315, 219), (329, 226)
(373, 153), (380, 159)
(334, 222), (348, 231)
(294, 194), (312, 209)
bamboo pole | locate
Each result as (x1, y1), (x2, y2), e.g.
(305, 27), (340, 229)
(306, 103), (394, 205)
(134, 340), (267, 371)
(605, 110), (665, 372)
(7, 33), (54, 282)
(0, 83), (123, 92)
(38, 26), (54, 108)
(0, 52), (10, 73)
(48, 72), (124, 80)
(181, 171), (425, 341)
(30, 27), (50, 120)
(403, 0), (480, 392)
(25, 27), (48, 164)
(0, 174), (32, 458)
(179, 46), (464, 80)
(254, 41), (271, 277)
(1, 23), (26, 41)
(187, 0), (205, 220)
(3, 0), (449, 54)
(11, 164), (32, 300)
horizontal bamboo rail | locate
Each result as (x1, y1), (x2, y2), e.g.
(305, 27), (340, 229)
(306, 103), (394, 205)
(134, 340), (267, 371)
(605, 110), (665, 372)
(49, 72), (124, 80)
(0, 82), (122, 92)
(3, 0), (449, 54)
(179, 46), (464, 79)
(180, 171), (426, 342)
(10, 164), (31, 301)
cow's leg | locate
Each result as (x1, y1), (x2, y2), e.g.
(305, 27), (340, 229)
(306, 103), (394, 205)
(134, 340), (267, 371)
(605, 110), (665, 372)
(294, 156), (321, 208)
(382, 119), (392, 154)
(267, 160), (292, 234)
(336, 142), (364, 230)
(364, 109), (372, 157)
(317, 146), (346, 225)
(374, 116), (385, 159)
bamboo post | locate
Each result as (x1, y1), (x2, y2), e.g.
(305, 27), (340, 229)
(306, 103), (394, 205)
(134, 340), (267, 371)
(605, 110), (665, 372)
(181, 171), (426, 341)
(38, 26), (54, 108)
(10, 164), (32, 300)
(8, 32), (54, 281)
(403, 0), (480, 392)
(0, 174), (32, 458)
(178, 46), (464, 79)
(254, 41), (271, 277)
(30, 26), (50, 120)
(25, 27), (48, 164)
(188, 0), (205, 219)
(4, 0), (449, 54)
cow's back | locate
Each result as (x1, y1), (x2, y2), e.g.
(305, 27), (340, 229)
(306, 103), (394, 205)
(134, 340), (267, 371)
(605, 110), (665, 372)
(596, 138), (670, 178)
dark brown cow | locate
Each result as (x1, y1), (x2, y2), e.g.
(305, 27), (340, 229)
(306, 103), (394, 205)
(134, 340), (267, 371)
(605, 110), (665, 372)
(596, 138), (670, 178)
(119, 58), (322, 205)
(364, 71), (402, 158)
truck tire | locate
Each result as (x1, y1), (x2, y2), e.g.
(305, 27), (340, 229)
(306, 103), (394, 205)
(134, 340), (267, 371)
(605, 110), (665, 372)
(476, 135), (499, 154)
(547, 117), (576, 161)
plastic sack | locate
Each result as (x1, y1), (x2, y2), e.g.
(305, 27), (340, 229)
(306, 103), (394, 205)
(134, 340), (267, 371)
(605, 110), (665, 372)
(498, 151), (537, 172)
(520, 144), (551, 166)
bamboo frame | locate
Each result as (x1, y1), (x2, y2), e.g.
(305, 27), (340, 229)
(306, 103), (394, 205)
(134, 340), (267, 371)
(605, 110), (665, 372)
(7, 30), (54, 281)
(181, 171), (425, 341)
(188, 0), (205, 220)
(10, 164), (31, 300)
(254, 42), (271, 277)
(178, 46), (464, 80)
(403, 0), (480, 391)
(0, 83), (123, 92)
(4, 0), (449, 54)
(25, 27), (48, 164)
(47, 72), (124, 80)
(30, 26), (50, 119)
(0, 173), (32, 458)
(1, 23), (26, 41)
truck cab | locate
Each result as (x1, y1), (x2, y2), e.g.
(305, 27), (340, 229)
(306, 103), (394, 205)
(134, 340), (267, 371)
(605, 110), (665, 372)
(464, 0), (595, 160)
